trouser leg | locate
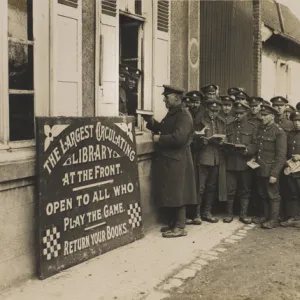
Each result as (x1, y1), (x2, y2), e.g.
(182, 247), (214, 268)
(239, 170), (253, 224)
(175, 206), (186, 229)
(203, 166), (219, 214)
(257, 177), (269, 220)
(262, 180), (281, 229)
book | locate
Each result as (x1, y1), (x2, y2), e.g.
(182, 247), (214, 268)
(207, 134), (226, 144)
(136, 109), (154, 116)
(284, 159), (300, 175)
(195, 126), (208, 136)
(234, 144), (247, 152)
(247, 159), (260, 169)
(222, 142), (236, 151)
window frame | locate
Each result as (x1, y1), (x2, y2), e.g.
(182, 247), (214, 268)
(0, 0), (50, 155)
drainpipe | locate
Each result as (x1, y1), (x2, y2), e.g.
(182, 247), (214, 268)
(253, 0), (262, 96)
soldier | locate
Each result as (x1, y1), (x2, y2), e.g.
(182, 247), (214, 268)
(119, 64), (131, 115)
(223, 102), (257, 224)
(219, 95), (235, 125)
(142, 85), (197, 237)
(227, 87), (244, 98)
(282, 111), (300, 226)
(192, 98), (227, 223)
(200, 84), (219, 100)
(183, 91), (202, 119)
(284, 104), (296, 121)
(270, 96), (294, 133)
(247, 97), (263, 223)
(183, 93), (203, 225)
(234, 91), (250, 106)
(270, 96), (294, 222)
(126, 67), (142, 116)
(256, 104), (287, 229)
(247, 96), (263, 127)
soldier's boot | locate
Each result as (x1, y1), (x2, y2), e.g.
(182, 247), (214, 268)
(202, 209), (219, 223)
(192, 204), (202, 225)
(185, 218), (193, 225)
(161, 208), (175, 232)
(280, 200), (298, 227)
(163, 206), (187, 237)
(239, 198), (252, 224)
(223, 200), (234, 223)
(162, 227), (188, 238)
(261, 201), (280, 229)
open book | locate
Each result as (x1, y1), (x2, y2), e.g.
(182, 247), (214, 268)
(284, 159), (300, 175)
(207, 134), (226, 144)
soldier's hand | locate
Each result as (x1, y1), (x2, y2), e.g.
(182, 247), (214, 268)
(292, 154), (300, 162)
(269, 176), (277, 184)
(141, 115), (153, 123)
(152, 134), (160, 143)
(201, 137), (208, 145)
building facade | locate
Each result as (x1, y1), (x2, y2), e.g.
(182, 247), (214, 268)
(0, 0), (200, 290)
(200, 0), (300, 104)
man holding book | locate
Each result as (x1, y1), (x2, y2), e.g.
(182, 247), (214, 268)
(192, 98), (227, 223)
(256, 104), (287, 229)
(141, 85), (197, 238)
(223, 102), (257, 224)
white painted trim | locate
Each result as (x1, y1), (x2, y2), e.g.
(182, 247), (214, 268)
(0, 1), (9, 144)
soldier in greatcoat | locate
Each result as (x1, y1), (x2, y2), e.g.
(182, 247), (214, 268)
(192, 98), (227, 223)
(256, 104), (287, 229)
(142, 85), (197, 238)
(223, 102), (257, 224)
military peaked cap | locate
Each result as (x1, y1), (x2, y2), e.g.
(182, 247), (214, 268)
(182, 95), (201, 104)
(248, 96), (264, 106)
(290, 111), (300, 121)
(206, 98), (222, 111)
(284, 104), (296, 113)
(235, 91), (249, 100)
(270, 96), (288, 105)
(119, 64), (130, 76)
(162, 84), (185, 96)
(260, 104), (278, 115)
(234, 102), (250, 113)
(129, 67), (142, 80)
(220, 95), (235, 105)
(185, 90), (203, 98)
(201, 84), (218, 93)
(227, 87), (244, 96)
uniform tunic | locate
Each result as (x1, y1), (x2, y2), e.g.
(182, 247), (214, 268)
(218, 110), (235, 125)
(256, 123), (287, 203)
(246, 111), (262, 128)
(225, 117), (257, 201)
(147, 105), (197, 208)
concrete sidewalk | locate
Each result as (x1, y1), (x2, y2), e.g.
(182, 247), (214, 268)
(0, 219), (248, 300)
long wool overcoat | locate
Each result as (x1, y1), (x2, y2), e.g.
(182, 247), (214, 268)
(147, 105), (197, 207)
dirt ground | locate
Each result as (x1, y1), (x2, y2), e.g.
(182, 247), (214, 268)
(167, 225), (300, 300)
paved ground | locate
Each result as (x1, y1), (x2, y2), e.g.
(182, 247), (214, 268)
(165, 225), (300, 300)
(0, 218), (246, 300)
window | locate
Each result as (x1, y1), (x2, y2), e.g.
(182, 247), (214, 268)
(276, 59), (290, 98)
(8, 0), (35, 141)
(119, 14), (144, 122)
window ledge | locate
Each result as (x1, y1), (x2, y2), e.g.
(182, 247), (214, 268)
(0, 147), (36, 183)
(136, 132), (155, 156)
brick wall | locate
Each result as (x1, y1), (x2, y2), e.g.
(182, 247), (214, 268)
(253, 0), (262, 96)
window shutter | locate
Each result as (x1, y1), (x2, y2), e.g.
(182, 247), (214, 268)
(51, 0), (82, 116)
(96, 0), (119, 116)
(101, 0), (117, 17)
(153, 0), (170, 121)
(157, 0), (169, 33)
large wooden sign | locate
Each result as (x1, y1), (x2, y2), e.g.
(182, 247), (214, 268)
(36, 117), (143, 279)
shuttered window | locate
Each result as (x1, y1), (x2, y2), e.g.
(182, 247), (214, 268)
(135, 0), (142, 15)
(58, 0), (78, 8)
(157, 0), (169, 33)
(102, 0), (117, 17)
